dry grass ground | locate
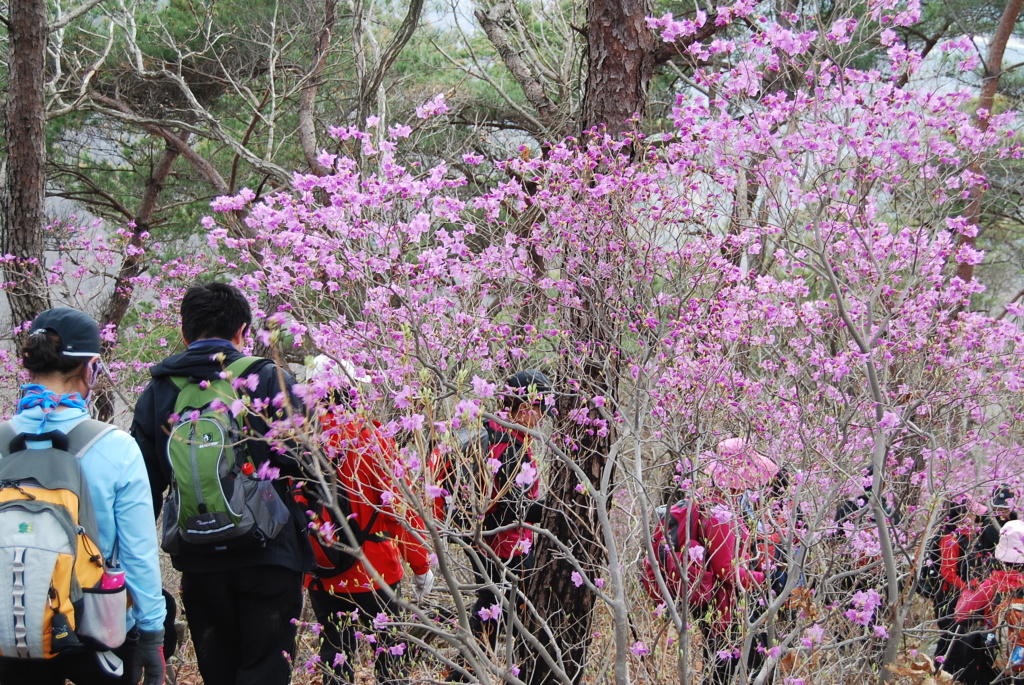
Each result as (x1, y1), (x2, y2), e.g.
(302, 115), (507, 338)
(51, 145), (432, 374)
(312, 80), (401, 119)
(158, 551), (955, 685)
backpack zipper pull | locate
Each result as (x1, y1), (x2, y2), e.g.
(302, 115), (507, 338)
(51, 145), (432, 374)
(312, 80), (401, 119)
(0, 480), (37, 500)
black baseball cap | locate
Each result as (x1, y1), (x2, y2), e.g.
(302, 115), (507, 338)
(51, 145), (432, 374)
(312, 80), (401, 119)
(992, 485), (1015, 510)
(30, 308), (102, 358)
(503, 369), (554, 415)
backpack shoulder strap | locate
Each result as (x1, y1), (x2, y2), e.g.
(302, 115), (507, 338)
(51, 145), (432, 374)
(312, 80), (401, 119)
(485, 421), (517, 446)
(685, 500), (704, 546)
(226, 356), (268, 381)
(65, 419), (118, 459)
(169, 356), (268, 391)
(0, 420), (19, 459)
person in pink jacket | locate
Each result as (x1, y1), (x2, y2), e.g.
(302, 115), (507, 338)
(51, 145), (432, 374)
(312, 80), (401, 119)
(700, 438), (773, 685)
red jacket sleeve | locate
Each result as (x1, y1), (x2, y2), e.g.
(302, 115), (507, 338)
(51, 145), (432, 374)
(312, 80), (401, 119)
(392, 525), (431, 575)
(939, 534), (967, 591)
(372, 433), (432, 576)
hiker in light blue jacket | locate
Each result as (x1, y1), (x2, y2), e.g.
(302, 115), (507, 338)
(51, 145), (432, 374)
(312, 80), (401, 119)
(0, 308), (165, 685)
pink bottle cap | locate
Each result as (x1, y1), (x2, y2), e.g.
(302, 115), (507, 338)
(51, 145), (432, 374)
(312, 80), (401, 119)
(101, 569), (126, 591)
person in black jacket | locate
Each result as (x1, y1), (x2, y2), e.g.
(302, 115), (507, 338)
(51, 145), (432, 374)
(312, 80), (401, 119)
(447, 370), (551, 683)
(971, 485), (1018, 573)
(131, 282), (313, 685)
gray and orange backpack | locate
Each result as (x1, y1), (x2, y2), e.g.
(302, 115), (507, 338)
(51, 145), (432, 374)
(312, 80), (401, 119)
(0, 420), (127, 658)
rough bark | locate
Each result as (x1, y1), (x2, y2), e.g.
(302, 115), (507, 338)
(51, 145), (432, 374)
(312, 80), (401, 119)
(2, 0), (52, 326)
(580, 0), (658, 137)
(956, 0), (1023, 282)
(520, 3), (647, 683)
(521, 345), (617, 685)
(475, 1), (566, 139)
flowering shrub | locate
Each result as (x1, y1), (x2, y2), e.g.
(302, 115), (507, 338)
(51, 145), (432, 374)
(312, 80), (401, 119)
(189, 2), (1024, 675)
(4, 0), (1023, 681)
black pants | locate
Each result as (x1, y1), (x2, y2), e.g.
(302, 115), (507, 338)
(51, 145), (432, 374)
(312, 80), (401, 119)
(468, 551), (532, 648)
(941, 625), (998, 685)
(446, 551), (532, 682)
(0, 630), (138, 685)
(934, 589), (960, 666)
(696, 594), (772, 685)
(181, 565), (303, 685)
(308, 582), (406, 685)
(701, 624), (767, 685)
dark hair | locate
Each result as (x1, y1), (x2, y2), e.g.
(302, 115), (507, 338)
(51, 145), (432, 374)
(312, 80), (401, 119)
(942, 501), (968, 536)
(20, 330), (86, 376)
(180, 282), (252, 343)
(768, 468), (790, 500)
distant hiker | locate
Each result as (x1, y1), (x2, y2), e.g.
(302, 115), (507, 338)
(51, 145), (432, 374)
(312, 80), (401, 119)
(299, 355), (434, 685)
(744, 465), (798, 598)
(700, 438), (772, 685)
(972, 485), (1018, 573)
(942, 520), (1024, 685)
(830, 463), (901, 607)
(132, 282), (313, 685)
(0, 308), (165, 684)
(834, 464), (901, 534)
(924, 500), (978, 666)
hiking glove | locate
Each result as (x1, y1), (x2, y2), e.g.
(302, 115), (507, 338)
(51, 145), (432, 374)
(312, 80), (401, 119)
(131, 629), (165, 685)
(411, 569), (436, 603)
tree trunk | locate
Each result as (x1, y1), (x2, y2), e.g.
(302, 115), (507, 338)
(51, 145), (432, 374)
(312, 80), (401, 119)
(299, 0), (337, 176)
(580, 0), (657, 137)
(520, 3), (650, 683)
(956, 0), (1022, 283)
(2, 0), (52, 326)
(93, 144), (181, 422)
(521, 359), (617, 685)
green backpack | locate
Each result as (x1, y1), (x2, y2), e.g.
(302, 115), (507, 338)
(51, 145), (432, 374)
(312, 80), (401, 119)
(160, 356), (290, 553)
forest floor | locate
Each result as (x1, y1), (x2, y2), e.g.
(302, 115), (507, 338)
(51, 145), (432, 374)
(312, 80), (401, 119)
(161, 577), (959, 685)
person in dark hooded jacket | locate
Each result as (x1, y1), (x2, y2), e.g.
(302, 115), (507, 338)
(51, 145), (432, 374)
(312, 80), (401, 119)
(131, 282), (313, 685)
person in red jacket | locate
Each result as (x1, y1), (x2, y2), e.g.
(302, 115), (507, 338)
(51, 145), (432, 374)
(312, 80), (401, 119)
(934, 501), (978, 666)
(942, 520), (1024, 685)
(303, 356), (434, 685)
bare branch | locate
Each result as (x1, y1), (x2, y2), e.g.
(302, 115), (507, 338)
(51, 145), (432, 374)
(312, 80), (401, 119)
(359, 0), (425, 122)
(475, 1), (565, 137)
(651, 12), (724, 65)
(48, 0), (104, 31)
(90, 94), (231, 193)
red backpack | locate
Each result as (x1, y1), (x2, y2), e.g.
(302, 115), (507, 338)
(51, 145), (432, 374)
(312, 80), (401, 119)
(991, 589), (1024, 675)
(641, 500), (716, 609)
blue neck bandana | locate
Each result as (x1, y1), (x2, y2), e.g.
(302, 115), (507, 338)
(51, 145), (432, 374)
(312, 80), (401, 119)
(17, 384), (88, 414)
